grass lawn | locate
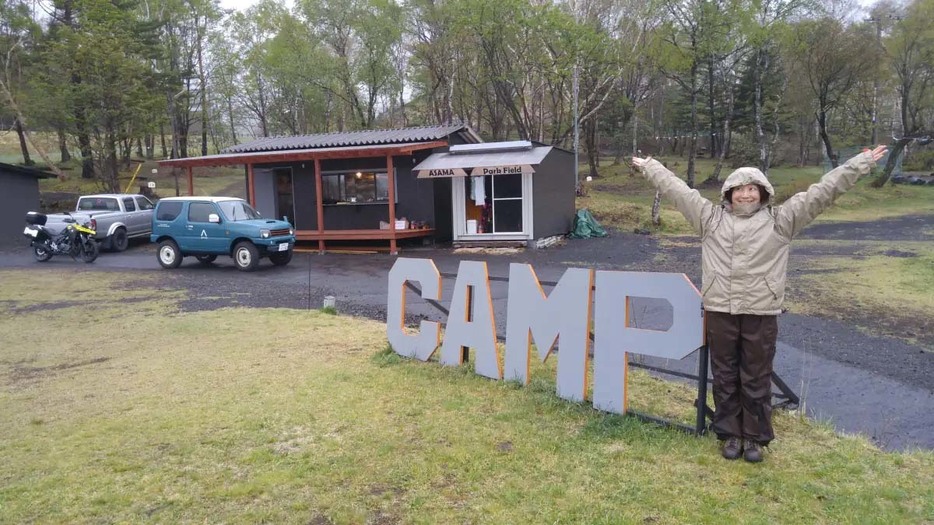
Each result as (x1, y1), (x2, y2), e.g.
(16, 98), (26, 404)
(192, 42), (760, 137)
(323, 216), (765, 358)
(0, 269), (931, 524)
(785, 240), (934, 347)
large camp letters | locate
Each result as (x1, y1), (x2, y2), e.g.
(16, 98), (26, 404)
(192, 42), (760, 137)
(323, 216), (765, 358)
(386, 258), (703, 414)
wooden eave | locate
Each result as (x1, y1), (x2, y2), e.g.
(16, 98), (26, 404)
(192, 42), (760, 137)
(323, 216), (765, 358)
(156, 141), (448, 168)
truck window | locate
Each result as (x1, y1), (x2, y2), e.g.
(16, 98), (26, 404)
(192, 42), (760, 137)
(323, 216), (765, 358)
(78, 198), (118, 211)
(156, 202), (183, 221)
(136, 197), (154, 210)
(123, 197), (136, 212)
(188, 202), (216, 223)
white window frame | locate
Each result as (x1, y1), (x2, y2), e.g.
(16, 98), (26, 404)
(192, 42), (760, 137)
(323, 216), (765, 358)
(452, 172), (533, 241)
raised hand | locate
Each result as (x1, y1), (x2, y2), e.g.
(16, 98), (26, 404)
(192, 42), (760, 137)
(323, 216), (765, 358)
(863, 145), (888, 163)
(631, 156), (653, 170)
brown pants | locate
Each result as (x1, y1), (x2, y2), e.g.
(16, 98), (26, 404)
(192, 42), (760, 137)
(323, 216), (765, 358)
(706, 311), (778, 445)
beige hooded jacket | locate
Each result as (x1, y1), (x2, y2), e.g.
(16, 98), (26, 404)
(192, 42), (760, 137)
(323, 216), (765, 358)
(640, 152), (877, 315)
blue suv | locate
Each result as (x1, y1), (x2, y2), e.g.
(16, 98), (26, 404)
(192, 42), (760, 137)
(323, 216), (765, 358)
(151, 197), (295, 271)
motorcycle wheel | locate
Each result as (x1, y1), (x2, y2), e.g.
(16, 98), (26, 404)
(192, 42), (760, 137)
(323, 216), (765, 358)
(80, 240), (99, 263)
(33, 245), (52, 262)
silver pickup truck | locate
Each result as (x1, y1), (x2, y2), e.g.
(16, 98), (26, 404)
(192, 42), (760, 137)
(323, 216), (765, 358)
(45, 194), (155, 252)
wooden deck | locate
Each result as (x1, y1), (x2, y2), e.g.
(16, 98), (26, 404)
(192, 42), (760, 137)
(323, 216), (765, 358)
(295, 228), (435, 254)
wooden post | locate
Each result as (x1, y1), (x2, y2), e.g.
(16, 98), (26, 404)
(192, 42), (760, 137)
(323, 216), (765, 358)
(387, 154), (397, 255)
(247, 164), (256, 206)
(187, 166), (193, 196)
(314, 158), (325, 253)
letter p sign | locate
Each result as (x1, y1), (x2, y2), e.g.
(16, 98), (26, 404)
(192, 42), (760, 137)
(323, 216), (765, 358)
(592, 272), (703, 414)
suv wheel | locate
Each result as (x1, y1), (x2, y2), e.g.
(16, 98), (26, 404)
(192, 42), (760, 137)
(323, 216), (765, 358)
(157, 240), (183, 269)
(233, 241), (259, 271)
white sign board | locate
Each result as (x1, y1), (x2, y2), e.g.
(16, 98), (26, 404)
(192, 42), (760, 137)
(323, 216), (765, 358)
(147, 181), (156, 189)
(416, 167), (468, 178)
(471, 165), (535, 176)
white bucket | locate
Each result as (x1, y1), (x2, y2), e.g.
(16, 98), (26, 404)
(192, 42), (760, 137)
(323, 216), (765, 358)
(323, 296), (336, 309)
(466, 219), (478, 235)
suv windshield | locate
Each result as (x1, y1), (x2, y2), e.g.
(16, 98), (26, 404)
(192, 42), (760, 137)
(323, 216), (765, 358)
(217, 200), (262, 221)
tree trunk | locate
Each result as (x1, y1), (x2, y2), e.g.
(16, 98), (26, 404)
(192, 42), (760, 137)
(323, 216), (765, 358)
(710, 99), (733, 184)
(817, 109), (837, 169)
(708, 56), (717, 159)
(72, 103), (94, 179)
(687, 58), (698, 188)
(14, 117), (33, 166)
(712, 79), (737, 183)
(871, 137), (911, 187)
(121, 138), (132, 164)
(77, 130), (94, 179)
(227, 96), (238, 144)
(160, 123), (168, 158)
(106, 127), (120, 193)
(754, 48), (769, 174)
(585, 118), (599, 179)
(651, 190), (661, 226)
(145, 134), (154, 159)
(58, 128), (71, 162)
(197, 14), (209, 156)
(797, 119), (808, 167)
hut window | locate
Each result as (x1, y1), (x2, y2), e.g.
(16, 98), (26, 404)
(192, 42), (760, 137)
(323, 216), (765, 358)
(322, 170), (394, 204)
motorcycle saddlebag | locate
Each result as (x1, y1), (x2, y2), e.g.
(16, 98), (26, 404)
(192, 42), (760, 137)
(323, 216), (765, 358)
(25, 211), (47, 226)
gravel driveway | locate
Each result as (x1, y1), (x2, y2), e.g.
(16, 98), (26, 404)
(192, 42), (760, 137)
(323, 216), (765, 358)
(2, 215), (932, 451)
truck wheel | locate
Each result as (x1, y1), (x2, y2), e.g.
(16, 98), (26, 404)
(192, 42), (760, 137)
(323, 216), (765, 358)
(269, 249), (292, 266)
(157, 239), (183, 269)
(233, 241), (259, 272)
(33, 245), (52, 262)
(110, 228), (128, 252)
(196, 254), (217, 265)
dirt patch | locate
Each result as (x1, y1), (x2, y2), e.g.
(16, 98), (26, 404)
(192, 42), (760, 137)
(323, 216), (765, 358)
(453, 247), (524, 255)
(8, 296), (154, 314)
(882, 249), (918, 258)
(10, 356), (111, 384)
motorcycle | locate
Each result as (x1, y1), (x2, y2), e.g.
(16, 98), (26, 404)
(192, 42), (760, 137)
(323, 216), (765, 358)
(23, 211), (99, 263)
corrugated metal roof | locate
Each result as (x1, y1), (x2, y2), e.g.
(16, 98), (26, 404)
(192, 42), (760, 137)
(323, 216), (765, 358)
(412, 146), (553, 171)
(158, 142), (439, 168)
(0, 162), (56, 179)
(222, 124), (472, 154)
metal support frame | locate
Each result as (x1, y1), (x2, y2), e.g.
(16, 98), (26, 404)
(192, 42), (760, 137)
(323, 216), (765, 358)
(402, 272), (798, 436)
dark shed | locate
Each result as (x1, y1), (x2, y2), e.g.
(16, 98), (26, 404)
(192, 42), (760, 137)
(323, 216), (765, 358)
(0, 163), (55, 245)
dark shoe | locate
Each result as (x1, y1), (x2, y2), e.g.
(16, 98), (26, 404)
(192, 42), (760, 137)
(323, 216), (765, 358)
(743, 440), (763, 463)
(721, 437), (742, 460)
